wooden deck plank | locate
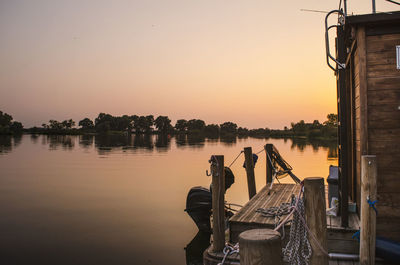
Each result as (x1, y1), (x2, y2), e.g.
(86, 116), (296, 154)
(230, 184), (300, 227)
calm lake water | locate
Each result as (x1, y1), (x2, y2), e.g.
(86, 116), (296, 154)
(0, 134), (337, 265)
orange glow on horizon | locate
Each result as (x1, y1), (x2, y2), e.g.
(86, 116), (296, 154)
(0, 0), (397, 128)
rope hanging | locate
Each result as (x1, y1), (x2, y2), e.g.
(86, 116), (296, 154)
(282, 197), (312, 265)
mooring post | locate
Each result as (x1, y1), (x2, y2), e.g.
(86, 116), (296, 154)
(244, 147), (257, 199)
(360, 155), (377, 265)
(304, 177), (328, 265)
(211, 155), (225, 252)
(265, 144), (273, 184)
(239, 229), (283, 265)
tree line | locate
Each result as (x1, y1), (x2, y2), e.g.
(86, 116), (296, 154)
(0, 109), (337, 139)
(0, 111), (23, 134)
(25, 112), (338, 139)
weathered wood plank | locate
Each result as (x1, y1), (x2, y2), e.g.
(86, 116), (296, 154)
(366, 33), (400, 53)
(211, 155), (225, 252)
(367, 63), (400, 78)
(356, 26), (369, 156)
(368, 76), (400, 90)
(244, 147), (256, 200)
(304, 177), (328, 265)
(376, 217), (400, 241)
(367, 89), (400, 106)
(360, 156), (377, 265)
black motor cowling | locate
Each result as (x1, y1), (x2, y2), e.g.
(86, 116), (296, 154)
(185, 167), (235, 232)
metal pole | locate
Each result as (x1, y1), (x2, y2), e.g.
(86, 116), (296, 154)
(344, 0), (347, 16)
(372, 0), (376, 13)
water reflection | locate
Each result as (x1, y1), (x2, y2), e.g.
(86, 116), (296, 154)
(187, 134), (205, 148)
(155, 134), (171, 152)
(185, 231), (211, 265)
(133, 134), (153, 150)
(0, 134), (338, 265)
(290, 137), (338, 159)
(0, 134), (338, 159)
(79, 135), (94, 149)
(220, 135), (237, 145)
(0, 135), (22, 154)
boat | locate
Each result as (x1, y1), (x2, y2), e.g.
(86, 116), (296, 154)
(185, 167), (235, 232)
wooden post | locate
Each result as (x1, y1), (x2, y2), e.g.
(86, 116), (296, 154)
(244, 147), (256, 199)
(211, 155), (225, 252)
(360, 155), (377, 265)
(336, 24), (349, 228)
(265, 144), (273, 184)
(239, 229), (283, 265)
(304, 177), (328, 265)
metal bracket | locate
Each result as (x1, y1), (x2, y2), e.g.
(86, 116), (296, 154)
(325, 10), (346, 72)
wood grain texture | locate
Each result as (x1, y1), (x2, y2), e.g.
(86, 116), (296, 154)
(265, 144), (273, 184)
(244, 147), (256, 200)
(304, 177), (328, 265)
(239, 229), (283, 265)
(360, 156), (377, 265)
(211, 155), (225, 252)
(356, 26), (369, 156)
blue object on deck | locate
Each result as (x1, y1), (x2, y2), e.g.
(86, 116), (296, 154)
(376, 236), (400, 263)
(352, 230), (360, 241)
(242, 154), (258, 168)
(367, 198), (378, 215)
(352, 230), (400, 263)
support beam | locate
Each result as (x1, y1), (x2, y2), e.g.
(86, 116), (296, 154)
(265, 144), (273, 184)
(211, 155), (225, 252)
(360, 155), (377, 265)
(304, 177), (328, 265)
(244, 147), (256, 199)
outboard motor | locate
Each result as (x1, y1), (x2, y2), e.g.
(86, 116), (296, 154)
(185, 167), (235, 232)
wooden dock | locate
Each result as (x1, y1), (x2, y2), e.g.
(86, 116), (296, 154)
(229, 184), (360, 254)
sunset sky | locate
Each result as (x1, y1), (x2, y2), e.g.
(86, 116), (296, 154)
(0, 0), (398, 129)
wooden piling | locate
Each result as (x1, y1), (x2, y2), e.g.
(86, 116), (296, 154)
(265, 144), (273, 184)
(239, 229), (283, 265)
(211, 155), (225, 252)
(244, 147), (256, 199)
(360, 155), (377, 265)
(304, 177), (328, 265)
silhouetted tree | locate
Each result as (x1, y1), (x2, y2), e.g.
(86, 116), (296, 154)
(187, 119), (205, 132)
(79, 118), (94, 130)
(10, 122), (23, 132)
(237, 127), (249, 135)
(175, 119), (188, 132)
(324, 113), (338, 127)
(220, 122), (237, 134)
(62, 119), (75, 129)
(0, 111), (23, 134)
(133, 115), (154, 133)
(0, 111), (12, 127)
(154, 116), (172, 133)
(204, 124), (220, 135)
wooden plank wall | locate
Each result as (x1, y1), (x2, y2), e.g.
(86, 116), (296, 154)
(351, 26), (400, 241)
(365, 32), (400, 241)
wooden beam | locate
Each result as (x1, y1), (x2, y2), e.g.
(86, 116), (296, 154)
(360, 155), (377, 265)
(357, 26), (369, 156)
(265, 144), (273, 184)
(304, 177), (328, 265)
(244, 147), (257, 199)
(337, 25), (349, 227)
(211, 155), (225, 252)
